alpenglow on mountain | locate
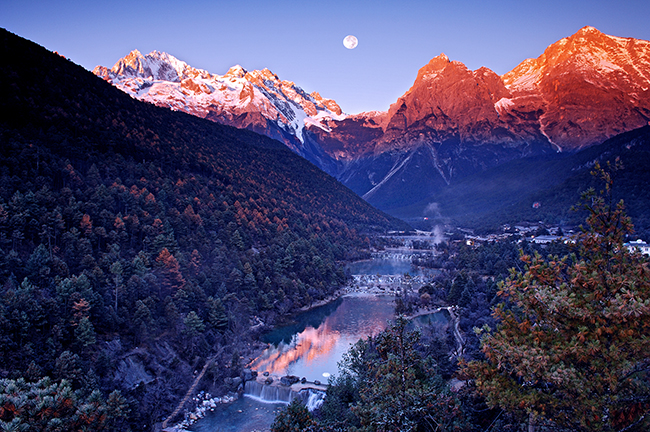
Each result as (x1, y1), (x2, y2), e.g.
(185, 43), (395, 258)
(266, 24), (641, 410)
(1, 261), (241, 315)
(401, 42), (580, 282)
(0, 27), (408, 430)
(95, 27), (650, 218)
(93, 50), (344, 169)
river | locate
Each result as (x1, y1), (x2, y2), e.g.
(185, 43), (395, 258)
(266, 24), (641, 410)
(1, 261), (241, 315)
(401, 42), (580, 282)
(188, 252), (443, 431)
(188, 294), (396, 432)
(249, 294), (396, 381)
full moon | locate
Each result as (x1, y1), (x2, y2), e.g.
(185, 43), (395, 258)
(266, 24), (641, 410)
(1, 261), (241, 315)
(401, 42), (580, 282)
(343, 35), (358, 49)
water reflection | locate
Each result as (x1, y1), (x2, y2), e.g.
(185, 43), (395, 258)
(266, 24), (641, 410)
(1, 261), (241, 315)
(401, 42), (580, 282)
(250, 294), (395, 380)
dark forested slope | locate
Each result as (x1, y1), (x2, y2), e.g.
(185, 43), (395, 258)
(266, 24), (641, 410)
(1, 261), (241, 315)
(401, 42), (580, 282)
(0, 29), (407, 430)
(405, 125), (650, 236)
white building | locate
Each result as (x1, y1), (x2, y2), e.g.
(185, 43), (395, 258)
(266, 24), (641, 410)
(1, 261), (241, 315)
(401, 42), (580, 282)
(624, 239), (650, 256)
(531, 235), (561, 244)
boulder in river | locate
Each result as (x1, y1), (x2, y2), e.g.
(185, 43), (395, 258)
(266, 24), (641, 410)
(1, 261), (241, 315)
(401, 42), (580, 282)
(280, 375), (300, 386)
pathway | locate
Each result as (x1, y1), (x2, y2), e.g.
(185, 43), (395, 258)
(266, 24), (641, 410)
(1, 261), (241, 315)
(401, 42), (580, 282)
(161, 353), (219, 429)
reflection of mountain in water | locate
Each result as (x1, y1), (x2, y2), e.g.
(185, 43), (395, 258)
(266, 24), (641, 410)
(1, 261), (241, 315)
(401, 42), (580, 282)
(250, 323), (339, 375)
(249, 296), (395, 380)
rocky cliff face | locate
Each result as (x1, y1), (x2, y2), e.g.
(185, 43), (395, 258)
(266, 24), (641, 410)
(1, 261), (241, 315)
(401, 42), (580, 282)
(503, 26), (650, 150)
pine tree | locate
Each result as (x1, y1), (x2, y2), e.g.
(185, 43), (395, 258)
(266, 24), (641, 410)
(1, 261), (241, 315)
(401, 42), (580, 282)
(183, 311), (205, 337)
(462, 163), (650, 431)
(351, 317), (466, 432)
(271, 399), (317, 432)
(74, 316), (96, 347)
(0, 377), (119, 431)
(109, 260), (123, 312)
(206, 296), (228, 331)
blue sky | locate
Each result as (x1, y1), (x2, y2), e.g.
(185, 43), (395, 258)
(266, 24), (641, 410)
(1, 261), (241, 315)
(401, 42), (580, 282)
(3, 0), (649, 113)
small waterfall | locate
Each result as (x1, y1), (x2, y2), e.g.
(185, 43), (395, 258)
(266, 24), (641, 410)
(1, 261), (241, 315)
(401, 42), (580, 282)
(302, 389), (325, 411)
(244, 381), (326, 411)
(244, 380), (298, 404)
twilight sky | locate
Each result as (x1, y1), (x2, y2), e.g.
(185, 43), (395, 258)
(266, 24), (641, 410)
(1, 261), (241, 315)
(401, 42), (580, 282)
(3, 0), (650, 114)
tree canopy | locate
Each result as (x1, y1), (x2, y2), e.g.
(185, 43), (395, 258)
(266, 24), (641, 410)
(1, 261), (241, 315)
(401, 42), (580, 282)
(0, 28), (406, 430)
(310, 317), (469, 432)
(462, 163), (650, 431)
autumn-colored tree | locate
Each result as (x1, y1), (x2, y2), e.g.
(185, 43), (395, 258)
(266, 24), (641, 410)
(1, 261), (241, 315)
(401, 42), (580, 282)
(71, 297), (90, 325)
(462, 163), (650, 431)
(188, 249), (201, 276)
(80, 213), (93, 236)
(156, 247), (185, 293)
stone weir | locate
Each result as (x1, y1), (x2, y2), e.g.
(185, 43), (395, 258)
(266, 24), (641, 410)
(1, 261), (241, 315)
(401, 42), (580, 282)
(352, 274), (426, 285)
(244, 374), (327, 411)
(371, 251), (433, 261)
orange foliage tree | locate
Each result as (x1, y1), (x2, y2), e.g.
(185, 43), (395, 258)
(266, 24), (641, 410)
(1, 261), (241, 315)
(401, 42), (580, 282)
(462, 164), (650, 431)
(156, 247), (186, 293)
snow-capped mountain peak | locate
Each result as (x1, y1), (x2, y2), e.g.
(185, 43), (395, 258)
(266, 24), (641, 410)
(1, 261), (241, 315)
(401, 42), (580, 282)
(225, 65), (247, 79)
(93, 51), (345, 152)
(102, 49), (195, 83)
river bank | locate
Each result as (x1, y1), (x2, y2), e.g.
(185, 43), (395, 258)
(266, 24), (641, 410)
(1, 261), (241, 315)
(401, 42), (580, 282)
(170, 292), (396, 432)
(168, 256), (448, 431)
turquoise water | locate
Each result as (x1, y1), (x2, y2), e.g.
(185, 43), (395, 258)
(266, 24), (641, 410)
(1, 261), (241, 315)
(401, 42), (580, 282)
(189, 397), (284, 432)
(190, 280), (448, 431)
(346, 258), (418, 275)
(411, 309), (450, 328)
(190, 295), (395, 432)
(250, 294), (396, 381)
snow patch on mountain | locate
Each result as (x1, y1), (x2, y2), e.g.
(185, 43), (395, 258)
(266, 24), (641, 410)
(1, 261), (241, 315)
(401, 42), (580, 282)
(93, 51), (345, 144)
(494, 97), (515, 115)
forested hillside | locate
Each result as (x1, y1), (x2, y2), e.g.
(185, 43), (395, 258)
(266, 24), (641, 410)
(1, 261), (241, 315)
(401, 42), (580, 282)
(0, 29), (406, 430)
(404, 125), (650, 237)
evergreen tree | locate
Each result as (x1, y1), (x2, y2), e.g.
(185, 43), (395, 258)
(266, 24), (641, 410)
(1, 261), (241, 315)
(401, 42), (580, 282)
(316, 317), (468, 432)
(206, 296), (228, 331)
(183, 311), (205, 338)
(74, 316), (96, 347)
(354, 317), (467, 432)
(462, 163), (650, 431)
(271, 399), (318, 432)
(0, 377), (119, 431)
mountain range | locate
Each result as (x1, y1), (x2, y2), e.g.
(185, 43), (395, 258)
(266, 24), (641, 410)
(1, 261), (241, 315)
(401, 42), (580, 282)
(95, 26), (650, 221)
(0, 27), (407, 428)
(1, 25), (650, 431)
(93, 51), (344, 172)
